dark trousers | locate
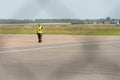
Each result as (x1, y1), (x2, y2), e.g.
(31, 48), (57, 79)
(37, 33), (42, 42)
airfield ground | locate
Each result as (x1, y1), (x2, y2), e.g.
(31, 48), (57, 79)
(0, 34), (120, 80)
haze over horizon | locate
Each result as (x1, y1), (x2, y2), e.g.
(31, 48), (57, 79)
(0, 0), (120, 19)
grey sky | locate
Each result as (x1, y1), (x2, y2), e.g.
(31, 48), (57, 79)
(0, 0), (119, 19)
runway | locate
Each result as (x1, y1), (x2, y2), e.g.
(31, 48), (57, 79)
(0, 35), (120, 80)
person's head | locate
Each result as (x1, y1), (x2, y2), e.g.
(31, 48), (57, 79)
(38, 23), (40, 27)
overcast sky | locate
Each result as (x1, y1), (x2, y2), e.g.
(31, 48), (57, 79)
(0, 0), (120, 19)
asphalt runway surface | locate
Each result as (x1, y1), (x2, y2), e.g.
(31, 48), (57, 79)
(0, 35), (120, 80)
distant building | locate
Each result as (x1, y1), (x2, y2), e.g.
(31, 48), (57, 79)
(40, 22), (71, 25)
(112, 19), (120, 24)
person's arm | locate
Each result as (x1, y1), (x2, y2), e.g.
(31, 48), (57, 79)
(41, 26), (43, 30)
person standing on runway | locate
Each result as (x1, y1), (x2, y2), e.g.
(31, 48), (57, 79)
(37, 23), (43, 43)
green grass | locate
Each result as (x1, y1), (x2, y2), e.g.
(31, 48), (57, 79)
(0, 24), (120, 35)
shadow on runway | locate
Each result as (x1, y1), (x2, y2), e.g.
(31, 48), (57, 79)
(48, 37), (120, 80)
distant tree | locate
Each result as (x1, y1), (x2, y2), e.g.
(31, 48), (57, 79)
(106, 17), (111, 20)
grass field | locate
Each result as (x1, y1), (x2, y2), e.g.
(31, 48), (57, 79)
(0, 24), (120, 35)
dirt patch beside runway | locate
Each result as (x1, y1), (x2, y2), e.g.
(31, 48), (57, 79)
(0, 34), (120, 48)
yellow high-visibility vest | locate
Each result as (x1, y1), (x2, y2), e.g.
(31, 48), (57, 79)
(37, 26), (43, 33)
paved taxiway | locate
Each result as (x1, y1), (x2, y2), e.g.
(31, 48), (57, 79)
(0, 35), (120, 80)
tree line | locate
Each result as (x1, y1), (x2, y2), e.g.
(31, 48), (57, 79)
(0, 17), (114, 24)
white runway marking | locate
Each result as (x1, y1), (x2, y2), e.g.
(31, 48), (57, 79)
(0, 40), (119, 54)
